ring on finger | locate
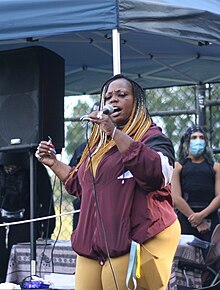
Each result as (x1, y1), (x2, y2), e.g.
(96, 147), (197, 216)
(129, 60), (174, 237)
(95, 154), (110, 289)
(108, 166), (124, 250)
(97, 111), (103, 119)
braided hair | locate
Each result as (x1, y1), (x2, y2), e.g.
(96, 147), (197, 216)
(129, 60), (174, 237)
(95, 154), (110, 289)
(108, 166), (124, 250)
(177, 124), (214, 165)
(69, 74), (152, 178)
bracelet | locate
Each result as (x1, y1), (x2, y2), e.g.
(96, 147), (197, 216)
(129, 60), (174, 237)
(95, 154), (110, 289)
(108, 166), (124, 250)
(112, 126), (117, 140)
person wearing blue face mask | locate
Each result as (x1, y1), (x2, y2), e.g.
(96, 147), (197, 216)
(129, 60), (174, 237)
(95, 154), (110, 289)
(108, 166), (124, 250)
(188, 137), (206, 157)
(171, 125), (220, 242)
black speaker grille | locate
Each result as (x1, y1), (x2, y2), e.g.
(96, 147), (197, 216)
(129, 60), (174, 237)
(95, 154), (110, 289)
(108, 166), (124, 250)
(0, 93), (38, 147)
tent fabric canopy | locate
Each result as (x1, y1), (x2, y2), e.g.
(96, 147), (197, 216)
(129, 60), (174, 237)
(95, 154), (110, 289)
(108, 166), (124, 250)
(0, 0), (117, 39)
(120, 0), (220, 43)
(1, 0), (220, 95)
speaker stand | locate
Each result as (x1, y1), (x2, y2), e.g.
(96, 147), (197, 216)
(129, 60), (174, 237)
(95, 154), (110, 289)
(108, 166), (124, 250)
(29, 150), (37, 276)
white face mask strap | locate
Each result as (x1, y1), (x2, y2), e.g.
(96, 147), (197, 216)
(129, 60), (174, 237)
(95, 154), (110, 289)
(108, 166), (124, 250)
(126, 240), (139, 290)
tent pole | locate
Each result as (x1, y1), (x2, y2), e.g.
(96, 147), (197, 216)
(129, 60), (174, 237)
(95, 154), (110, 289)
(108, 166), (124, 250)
(29, 150), (37, 277)
(112, 29), (121, 75)
(196, 84), (206, 127)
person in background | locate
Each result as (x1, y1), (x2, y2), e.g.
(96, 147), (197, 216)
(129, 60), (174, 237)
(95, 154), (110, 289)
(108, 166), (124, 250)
(0, 151), (55, 282)
(35, 74), (180, 290)
(171, 125), (220, 242)
(69, 102), (99, 231)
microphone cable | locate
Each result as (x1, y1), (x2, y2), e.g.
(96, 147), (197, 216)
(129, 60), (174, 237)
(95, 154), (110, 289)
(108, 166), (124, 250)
(38, 174), (56, 277)
(50, 177), (63, 273)
(84, 121), (119, 290)
(38, 173), (62, 276)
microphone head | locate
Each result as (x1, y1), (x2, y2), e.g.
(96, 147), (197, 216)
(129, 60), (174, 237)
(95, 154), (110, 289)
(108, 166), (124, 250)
(102, 104), (114, 115)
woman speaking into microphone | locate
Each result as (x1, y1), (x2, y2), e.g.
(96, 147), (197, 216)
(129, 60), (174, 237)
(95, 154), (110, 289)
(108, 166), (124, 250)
(35, 74), (180, 290)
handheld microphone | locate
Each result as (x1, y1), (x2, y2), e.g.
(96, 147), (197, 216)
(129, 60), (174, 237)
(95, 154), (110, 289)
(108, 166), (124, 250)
(101, 104), (114, 115)
(96, 104), (114, 119)
(80, 104), (115, 121)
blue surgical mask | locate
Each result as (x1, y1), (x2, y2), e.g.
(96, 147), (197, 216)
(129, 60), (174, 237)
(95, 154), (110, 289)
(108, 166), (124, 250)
(189, 139), (205, 157)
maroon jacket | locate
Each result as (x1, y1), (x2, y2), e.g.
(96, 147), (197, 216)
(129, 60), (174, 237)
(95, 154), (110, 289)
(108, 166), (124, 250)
(65, 124), (177, 263)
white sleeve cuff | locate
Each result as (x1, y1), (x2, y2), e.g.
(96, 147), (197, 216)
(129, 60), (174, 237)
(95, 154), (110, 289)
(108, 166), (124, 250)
(157, 152), (173, 186)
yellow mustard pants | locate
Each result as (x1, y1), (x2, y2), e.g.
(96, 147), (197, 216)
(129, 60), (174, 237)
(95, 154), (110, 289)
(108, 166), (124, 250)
(75, 219), (181, 290)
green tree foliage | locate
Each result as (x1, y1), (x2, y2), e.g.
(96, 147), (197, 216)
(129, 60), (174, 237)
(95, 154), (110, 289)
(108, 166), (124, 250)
(65, 97), (99, 161)
(145, 86), (197, 149)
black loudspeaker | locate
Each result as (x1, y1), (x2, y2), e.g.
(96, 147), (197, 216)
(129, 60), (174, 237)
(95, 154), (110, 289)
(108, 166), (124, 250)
(0, 46), (65, 152)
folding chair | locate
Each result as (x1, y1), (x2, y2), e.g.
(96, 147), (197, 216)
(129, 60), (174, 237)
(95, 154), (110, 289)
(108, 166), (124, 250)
(177, 225), (220, 290)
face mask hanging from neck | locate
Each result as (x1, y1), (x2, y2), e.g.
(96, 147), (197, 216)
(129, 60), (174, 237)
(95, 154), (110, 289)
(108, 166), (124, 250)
(189, 139), (205, 157)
